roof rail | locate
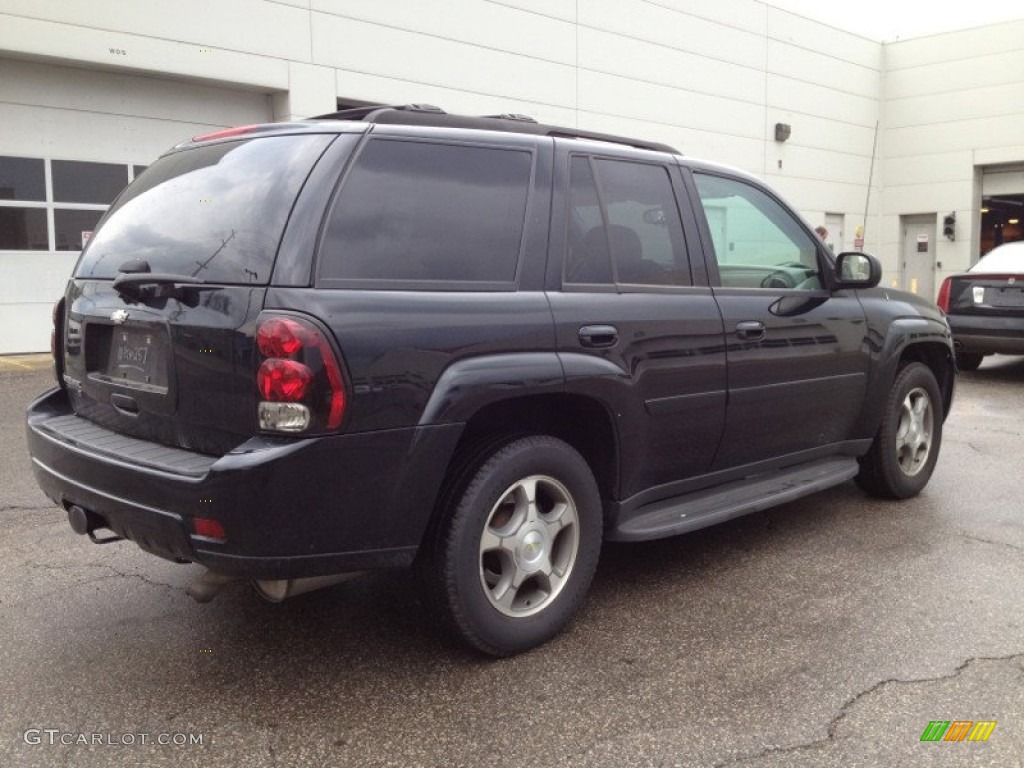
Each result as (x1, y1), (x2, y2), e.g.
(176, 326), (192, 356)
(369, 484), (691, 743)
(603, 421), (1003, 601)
(309, 105), (679, 154)
(311, 103), (446, 122)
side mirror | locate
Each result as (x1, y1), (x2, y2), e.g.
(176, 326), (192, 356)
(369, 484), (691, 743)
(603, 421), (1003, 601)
(833, 251), (881, 289)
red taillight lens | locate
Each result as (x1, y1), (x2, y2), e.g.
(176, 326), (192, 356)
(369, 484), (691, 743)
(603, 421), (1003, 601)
(192, 517), (227, 541)
(257, 317), (306, 358)
(254, 314), (347, 433)
(257, 358), (312, 401)
(936, 277), (952, 312)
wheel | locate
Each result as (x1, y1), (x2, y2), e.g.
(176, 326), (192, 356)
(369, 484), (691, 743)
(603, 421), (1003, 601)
(955, 350), (984, 371)
(856, 362), (943, 499)
(423, 435), (602, 656)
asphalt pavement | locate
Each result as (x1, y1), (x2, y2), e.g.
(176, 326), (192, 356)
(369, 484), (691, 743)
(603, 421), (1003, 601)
(1, 358), (1022, 767)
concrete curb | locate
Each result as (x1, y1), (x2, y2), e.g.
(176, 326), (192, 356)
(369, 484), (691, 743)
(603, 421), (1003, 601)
(0, 354), (53, 372)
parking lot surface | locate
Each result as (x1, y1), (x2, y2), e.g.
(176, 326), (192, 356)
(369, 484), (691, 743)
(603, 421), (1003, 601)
(2, 359), (1022, 767)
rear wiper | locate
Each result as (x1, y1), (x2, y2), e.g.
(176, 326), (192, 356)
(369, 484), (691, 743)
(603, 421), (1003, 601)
(112, 272), (209, 301)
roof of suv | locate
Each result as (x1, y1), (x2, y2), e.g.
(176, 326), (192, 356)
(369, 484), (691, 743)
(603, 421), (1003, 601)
(308, 103), (680, 155)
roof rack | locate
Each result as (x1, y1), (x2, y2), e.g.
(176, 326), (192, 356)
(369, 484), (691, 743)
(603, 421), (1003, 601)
(310, 104), (679, 154)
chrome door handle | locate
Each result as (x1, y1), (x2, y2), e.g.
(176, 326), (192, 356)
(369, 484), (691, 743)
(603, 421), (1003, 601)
(578, 325), (618, 348)
(735, 321), (766, 341)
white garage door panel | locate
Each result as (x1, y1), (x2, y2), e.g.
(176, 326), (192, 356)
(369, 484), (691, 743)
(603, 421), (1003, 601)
(2, 102), (267, 164)
(0, 304), (53, 356)
(0, 60), (273, 354)
(0, 59), (272, 131)
(982, 168), (1024, 196)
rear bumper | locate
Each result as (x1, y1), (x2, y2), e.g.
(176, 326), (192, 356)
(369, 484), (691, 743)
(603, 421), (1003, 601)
(948, 314), (1024, 355)
(27, 388), (462, 579)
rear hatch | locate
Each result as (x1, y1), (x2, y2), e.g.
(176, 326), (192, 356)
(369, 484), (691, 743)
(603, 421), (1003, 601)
(946, 274), (1024, 317)
(59, 132), (335, 455)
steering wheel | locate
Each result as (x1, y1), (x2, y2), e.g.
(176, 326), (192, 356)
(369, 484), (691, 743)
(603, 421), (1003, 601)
(761, 270), (795, 289)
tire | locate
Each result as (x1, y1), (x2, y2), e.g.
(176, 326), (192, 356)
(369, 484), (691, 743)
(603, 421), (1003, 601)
(856, 362), (943, 499)
(955, 350), (984, 371)
(423, 435), (602, 656)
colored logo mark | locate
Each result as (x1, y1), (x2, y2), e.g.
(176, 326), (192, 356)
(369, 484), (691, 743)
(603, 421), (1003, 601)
(920, 721), (996, 742)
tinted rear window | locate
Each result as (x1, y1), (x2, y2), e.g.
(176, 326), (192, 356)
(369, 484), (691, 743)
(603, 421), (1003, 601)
(76, 134), (333, 284)
(319, 139), (532, 286)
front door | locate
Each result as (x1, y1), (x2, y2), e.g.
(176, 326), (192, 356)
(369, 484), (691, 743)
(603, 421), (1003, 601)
(686, 170), (870, 471)
(901, 214), (937, 300)
(546, 145), (727, 501)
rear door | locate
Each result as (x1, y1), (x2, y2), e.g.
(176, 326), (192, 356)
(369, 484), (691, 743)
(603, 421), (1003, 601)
(61, 132), (338, 455)
(684, 168), (870, 470)
(546, 143), (727, 501)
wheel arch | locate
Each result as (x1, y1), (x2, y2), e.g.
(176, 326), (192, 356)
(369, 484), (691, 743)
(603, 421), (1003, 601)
(856, 318), (955, 439)
(417, 392), (621, 554)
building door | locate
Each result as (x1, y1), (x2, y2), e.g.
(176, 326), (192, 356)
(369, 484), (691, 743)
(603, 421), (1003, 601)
(901, 214), (937, 300)
(825, 212), (844, 252)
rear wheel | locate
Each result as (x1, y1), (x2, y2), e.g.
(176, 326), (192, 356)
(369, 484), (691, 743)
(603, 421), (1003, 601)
(856, 362), (943, 499)
(424, 436), (602, 656)
(955, 350), (984, 371)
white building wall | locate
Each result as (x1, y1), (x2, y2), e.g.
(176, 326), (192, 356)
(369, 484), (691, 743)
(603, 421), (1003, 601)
(1, 1), (1021, 350)
(880, 19), (1024, 297)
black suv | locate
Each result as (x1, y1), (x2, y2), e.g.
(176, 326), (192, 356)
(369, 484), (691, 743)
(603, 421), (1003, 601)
(27, 105), (955, 655)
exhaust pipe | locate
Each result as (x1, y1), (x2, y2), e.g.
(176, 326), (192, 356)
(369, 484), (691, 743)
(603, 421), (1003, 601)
(252, 572), (365, 603)
(187, 570), (241, 603)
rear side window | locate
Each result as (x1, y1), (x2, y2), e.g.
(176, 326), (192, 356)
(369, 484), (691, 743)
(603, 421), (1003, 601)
(564, 155), (692, 287)
(76, 135), (333, 285)
(318, 139), (532, 286)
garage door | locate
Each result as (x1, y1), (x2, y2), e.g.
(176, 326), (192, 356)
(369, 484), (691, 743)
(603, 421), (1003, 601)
(0, 58), (272, 354)
(981, 165), (1024, 258)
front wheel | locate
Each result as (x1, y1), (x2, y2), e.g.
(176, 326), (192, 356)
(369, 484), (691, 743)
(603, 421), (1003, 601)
(856, 362), (944, 499)
(424, 436), (602, 656)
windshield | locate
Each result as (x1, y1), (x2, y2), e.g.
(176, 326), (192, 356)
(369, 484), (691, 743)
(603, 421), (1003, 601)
(76, 134), (333, 285)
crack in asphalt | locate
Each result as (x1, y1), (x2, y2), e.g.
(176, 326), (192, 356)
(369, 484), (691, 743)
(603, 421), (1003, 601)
(710, 652), (1024, 767)
(24, 560), (181, 591)
(0, 503), (54, 512)
(958, 532), (1024, 554)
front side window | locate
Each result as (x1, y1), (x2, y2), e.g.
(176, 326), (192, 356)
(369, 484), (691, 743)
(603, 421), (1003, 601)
(565, 156), (691, 287)
(693, 173), (823, 290)
(319, 139), (533, 285)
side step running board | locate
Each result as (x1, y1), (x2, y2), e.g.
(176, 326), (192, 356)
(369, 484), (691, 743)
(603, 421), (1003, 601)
(609, 457), (859, 542)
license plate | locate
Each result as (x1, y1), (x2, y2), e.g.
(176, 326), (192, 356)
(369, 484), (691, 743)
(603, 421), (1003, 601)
(107, 328), (168, 388)
(990, 286), (1024, 308)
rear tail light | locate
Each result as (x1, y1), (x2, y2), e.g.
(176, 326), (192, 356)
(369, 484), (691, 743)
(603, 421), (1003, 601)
(254, 314), (347, 434)
(936, 277), (951, 312)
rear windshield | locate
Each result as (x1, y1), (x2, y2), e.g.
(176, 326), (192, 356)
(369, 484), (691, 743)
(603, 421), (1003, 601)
(76, 134), (333, 284)
(970, 242), (1024, 273)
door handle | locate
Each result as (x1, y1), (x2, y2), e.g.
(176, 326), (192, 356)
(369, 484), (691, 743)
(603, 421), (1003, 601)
(735, 321), (766, 341)
(579, 324), (618, 348)
(110, 393), (140, 415)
